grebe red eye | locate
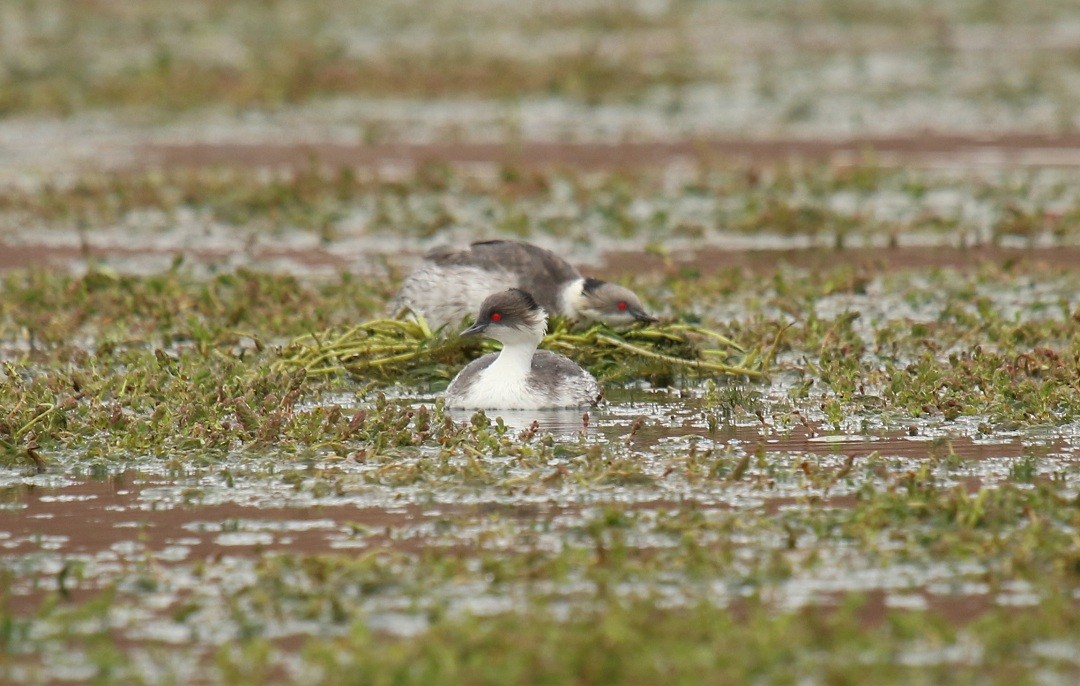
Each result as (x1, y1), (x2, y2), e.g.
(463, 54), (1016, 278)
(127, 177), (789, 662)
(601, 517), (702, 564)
(617, 302), (628, 311)
(491, 312), (502, 322)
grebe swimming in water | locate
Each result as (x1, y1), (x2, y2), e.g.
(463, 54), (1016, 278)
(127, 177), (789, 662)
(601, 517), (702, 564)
(390, 240), (656, 331)
(444, 289), (602, 410)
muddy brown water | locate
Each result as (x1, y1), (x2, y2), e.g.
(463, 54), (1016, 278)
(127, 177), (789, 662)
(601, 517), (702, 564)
(602, 244), (1080, 276)
(3, 240), (1078, 278)
(143, 134), (1080, 171)
(0, 241), (352, 273)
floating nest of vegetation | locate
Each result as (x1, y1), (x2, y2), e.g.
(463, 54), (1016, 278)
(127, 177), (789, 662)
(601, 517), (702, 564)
(274, 316), (775, 389)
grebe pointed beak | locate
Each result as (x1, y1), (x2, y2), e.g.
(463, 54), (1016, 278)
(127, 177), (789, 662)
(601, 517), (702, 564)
(461, 321), (488, 336)
(631, 308), (658, 323)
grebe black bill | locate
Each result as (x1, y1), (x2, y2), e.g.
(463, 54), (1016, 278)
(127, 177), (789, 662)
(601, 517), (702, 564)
(444, 288), (602, 410)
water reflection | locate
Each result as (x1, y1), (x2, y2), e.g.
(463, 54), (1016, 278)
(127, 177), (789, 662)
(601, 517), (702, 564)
(444, 407), (594, 435)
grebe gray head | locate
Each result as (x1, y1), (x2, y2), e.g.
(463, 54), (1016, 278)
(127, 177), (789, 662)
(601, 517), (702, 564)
(461, 288), (547, 344)
(574, 278), (657, 325)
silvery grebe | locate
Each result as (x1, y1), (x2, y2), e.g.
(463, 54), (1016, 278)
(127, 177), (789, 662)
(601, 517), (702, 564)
(444, 288), (602, 410)
(390, 240), (656, 330)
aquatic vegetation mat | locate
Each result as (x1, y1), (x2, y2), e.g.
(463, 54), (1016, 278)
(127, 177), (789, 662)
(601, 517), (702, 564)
(273, 316), (770, 388)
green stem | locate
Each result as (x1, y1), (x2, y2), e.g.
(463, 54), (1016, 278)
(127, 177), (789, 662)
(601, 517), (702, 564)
(14, 404), (58, 441)
(663, 324), (745, 352)
(595, 335), (764, 378)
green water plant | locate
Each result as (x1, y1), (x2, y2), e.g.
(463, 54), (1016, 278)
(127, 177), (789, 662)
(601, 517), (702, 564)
(274, 315), (771, 388)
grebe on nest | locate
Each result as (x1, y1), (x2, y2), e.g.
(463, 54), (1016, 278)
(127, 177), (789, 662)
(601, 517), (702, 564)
(390, 240), (656, 330)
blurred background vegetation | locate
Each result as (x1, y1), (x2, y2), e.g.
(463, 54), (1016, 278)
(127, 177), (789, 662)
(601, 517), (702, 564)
(4, 0), (1080, 139)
